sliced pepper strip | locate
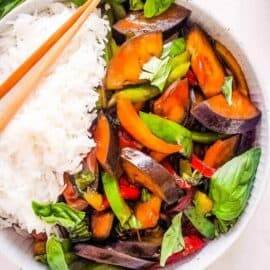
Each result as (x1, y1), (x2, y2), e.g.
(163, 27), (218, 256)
(191, 155), (216, 178)
(102, 172), (132, 226)
(117, 98), (181, 154)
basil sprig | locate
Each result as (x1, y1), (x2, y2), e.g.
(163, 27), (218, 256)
(32, 201), (91, 241)
(209, 148), (261, 224)
(160, 212), (185, 267)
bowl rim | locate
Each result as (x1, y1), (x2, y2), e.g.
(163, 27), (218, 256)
(0, 1), (269, 270)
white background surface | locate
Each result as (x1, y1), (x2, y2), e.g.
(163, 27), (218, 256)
(0, 0), (270, 269)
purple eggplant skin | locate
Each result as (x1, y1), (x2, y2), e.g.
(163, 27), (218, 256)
(74, 244), (155, 269)
(112, 4), (191, 43)
(191, 102), (261, 134)
(113, 241), (160, 259)
(237, 129), (256, 155)
(121, 148), (183, 205)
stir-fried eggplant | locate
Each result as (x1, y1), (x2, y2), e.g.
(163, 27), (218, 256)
(106, 32), (163, 90)
(75, 244), (155, 269)
(191, 91), (261, 134)
(121, 147), (183, 205)
(113, 241), (160, 259)
(113, 4), (191, 42)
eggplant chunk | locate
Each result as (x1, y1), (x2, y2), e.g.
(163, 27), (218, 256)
(113, 4), (191, 42)
(237, 129), (256, 155)
(191, 91), (261, 134)
(113, 241), (160, 259)
(121, 148), (183, 204)
(75, 244), (154, 269)
(106, 32), (163, 90)
(187, 25), (225, 98)
(95, 112), (121, 177)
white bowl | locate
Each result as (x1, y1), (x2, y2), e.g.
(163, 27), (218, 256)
(0, 0), (269, 269)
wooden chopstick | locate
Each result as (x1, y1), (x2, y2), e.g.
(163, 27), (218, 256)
(0, 0), (101, 132)
(0, 0), (97, 99)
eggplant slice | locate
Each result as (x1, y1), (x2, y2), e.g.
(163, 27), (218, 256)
(121, 147), (183, 205)
(113, 241), (160, 259)
(75, 244), (155, 269)
(191, 91), (261, 134)
(113, 4), (191, 43)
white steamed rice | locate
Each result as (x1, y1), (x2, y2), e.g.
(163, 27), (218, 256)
(0, 2), (109, 233)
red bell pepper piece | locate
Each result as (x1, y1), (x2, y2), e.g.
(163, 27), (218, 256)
(191, 155), (216, 178)
(118, 128), (143, 150)
(162, 161), (192, 190)
(186, 70), (197, 87)
(166, 235), (206, 265)
(150, 235), (205, 269)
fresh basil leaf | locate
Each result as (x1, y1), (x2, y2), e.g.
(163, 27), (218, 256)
(160, 212), (185, 267)
(139, 112), (193, 157)
(221, 76), (233, 105)
(46, 237), (69, 270)
(140, 56), (172, 91)
(70, 0), (87, 6)
(209, 148), (261, 223)
(144, 0), (175, 18)
(32, 201), (85, 227)
(184, 207), (215, 239)
(162, 38), (186, 59)
(32, 201), (90, 241)
(129, 0), (144, 10)
(0, 0), (24, 18)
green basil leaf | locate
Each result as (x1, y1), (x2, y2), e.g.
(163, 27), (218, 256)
(162, 38), (186, 59)
(221, 76), (233, 105)
(160, 212), (185, 267)
(129, 0), (144, 10)
(139, 112), (193, 157)
(184, 207), (215, 239)
(144, 0), (175, 18)
(32, 201), (90, 241)
(209, 147), (261, 223)
(46, 237), (69, 270)
(0, 0), (24, 18)
(140, 56), (172, 91)
(70, 0), (87, 6)
(32, 201), (85, 228)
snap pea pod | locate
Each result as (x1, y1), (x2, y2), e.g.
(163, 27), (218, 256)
(139, 112), (193, 157)
(102, 172), (132, 226)
(191, 131), (228, 144)
(184, 207), (215, 239)
(46, 237), (69, 270)
(108, 85), (160, 107)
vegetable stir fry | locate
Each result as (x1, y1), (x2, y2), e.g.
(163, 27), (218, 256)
(28, 1), (261, 269)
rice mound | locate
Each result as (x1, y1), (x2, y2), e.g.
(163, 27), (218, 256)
(0, 2), (109, 233)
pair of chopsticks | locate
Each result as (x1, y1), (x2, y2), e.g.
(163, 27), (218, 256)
(0, 0), (100, 132)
